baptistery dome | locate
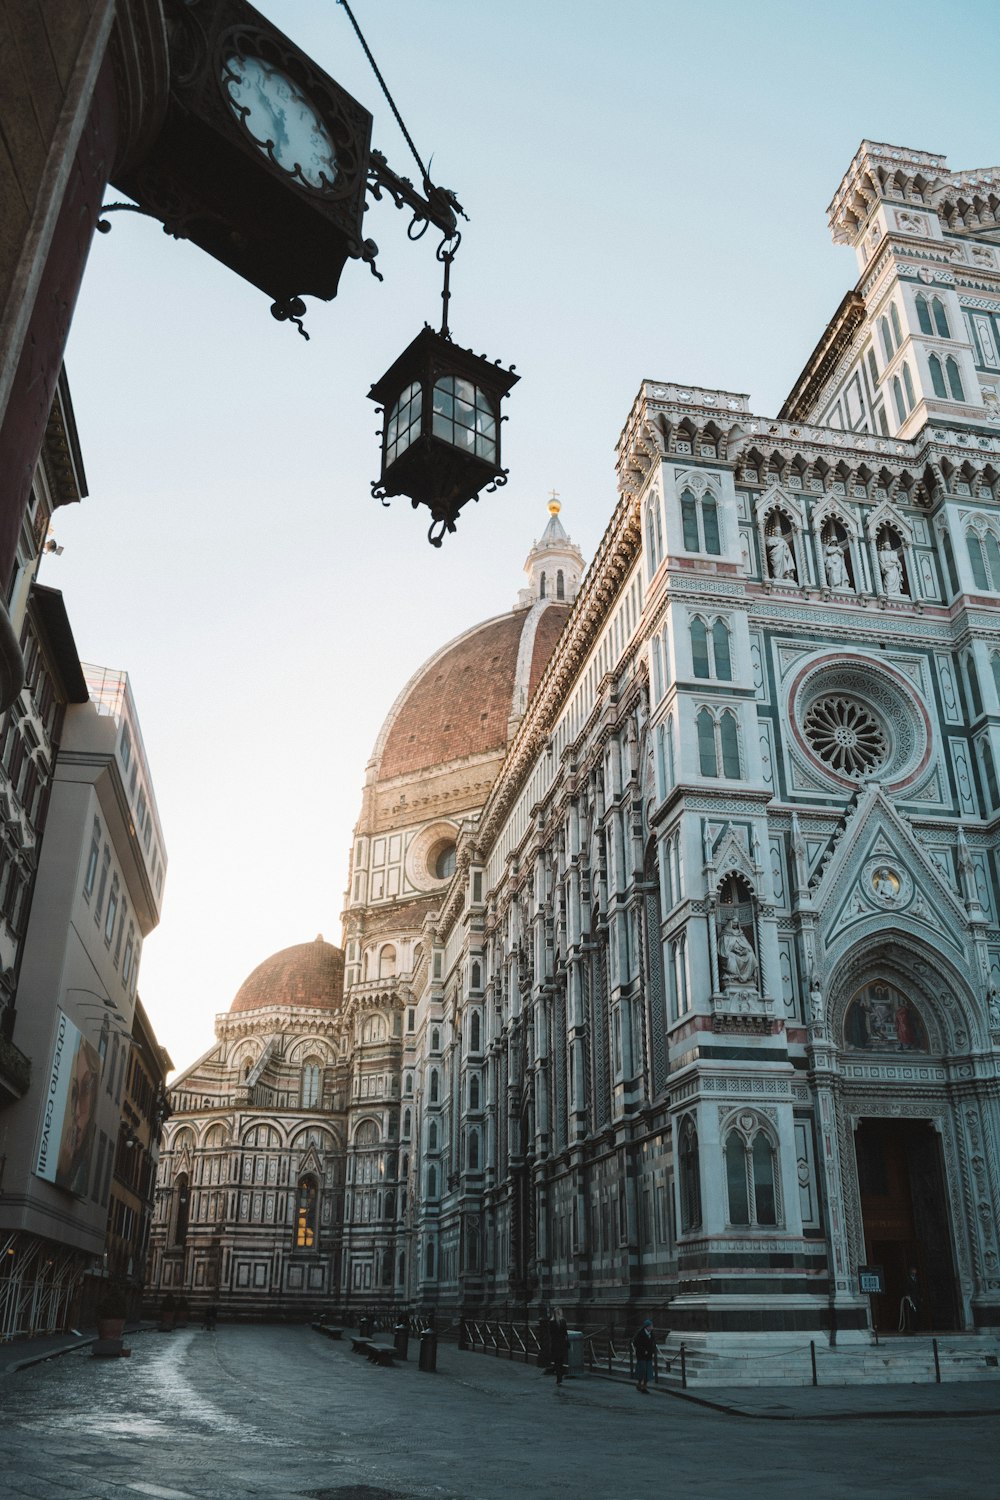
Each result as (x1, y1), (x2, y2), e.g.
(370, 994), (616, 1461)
(228, 934), (345, 1014)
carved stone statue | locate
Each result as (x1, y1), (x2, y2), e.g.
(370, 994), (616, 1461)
(988, 987), (1000, 1031)
(809, 974), (824, 1022)
(719, 917), (758, 988)
(824, 538), (851, 590)
(766, 530), (796, 581)
(878, 538), (905, 596)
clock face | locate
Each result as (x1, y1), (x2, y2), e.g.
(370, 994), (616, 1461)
(223, 54), (338, 191)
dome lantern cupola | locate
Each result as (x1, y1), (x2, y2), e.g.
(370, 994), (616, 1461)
(518, 493), (585, 608)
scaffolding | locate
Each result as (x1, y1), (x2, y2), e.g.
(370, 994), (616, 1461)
(0, 1233), (84, 1341)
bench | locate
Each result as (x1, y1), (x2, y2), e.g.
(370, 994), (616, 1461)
(350, 1335), (370, 1354)
(365, 1341), (397, 1368)
(313, 1324), (344, 1341)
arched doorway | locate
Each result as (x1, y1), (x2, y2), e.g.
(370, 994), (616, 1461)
(828, 949), (979, 1334)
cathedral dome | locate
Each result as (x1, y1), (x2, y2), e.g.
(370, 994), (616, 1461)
(229, 935), (345, 1015)
(370, 498), (582, 784)
(373, 603), (570, 782)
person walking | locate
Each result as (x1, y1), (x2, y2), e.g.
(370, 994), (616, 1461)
(550, 1307), (570, 1387)
(633, 1318), (656, 1393)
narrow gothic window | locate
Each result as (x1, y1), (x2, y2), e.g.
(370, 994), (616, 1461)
(725, 1124), (779, 1228)
(301, 1061), (321, 1108)
(470, 1010), (481, 1051)
(902, 361), (915, 409)
(691, 618), (710, 678)
(556, 569), (565, 599)
(679, 1118), (701, 1231)
(893, 376), (906, 423)
(946, 357), (964, 401)
(712, 620), (732, 680)
(932, 296), (950, 338)
(295, 1176), (318, 1248)
(929, 354), (947, 399)
(968, 532), (989, 589)
(719, 710), (741, 779)
(702, 496), (720, 554)
(429, 1069), (439, 1103)
(469, 1074), (480, 1109)
(697, 708), (717, 776)
(890, 301), (903, 348)
(540, 571), (547, 597)
(428, 1121), (438, 1150)
(916, 294), (933, 336)
(468, 1130), (480, 1170)
(173, 1172), (190, 1247)
(880, 316), (894, 361)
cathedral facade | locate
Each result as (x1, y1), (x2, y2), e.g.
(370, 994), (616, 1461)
(151, 140), (1000, 1343)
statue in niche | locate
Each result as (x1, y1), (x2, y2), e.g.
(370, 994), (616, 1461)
(765, 523), (797, 581)
(719, 917), (759, 988)
(987, 987), (1000, 1031)
(808, 974), (824, 1023)
(878, 534), (906, 596)
(823, 531), (852, 590)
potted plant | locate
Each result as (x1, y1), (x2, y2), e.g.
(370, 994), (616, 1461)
(96, 1280), (128, 1341)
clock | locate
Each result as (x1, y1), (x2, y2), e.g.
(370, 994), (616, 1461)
(112, 0), (374, 307)
(223, 54), (338, 192)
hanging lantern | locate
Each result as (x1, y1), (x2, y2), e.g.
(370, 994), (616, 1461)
(368, 322), (519, 546)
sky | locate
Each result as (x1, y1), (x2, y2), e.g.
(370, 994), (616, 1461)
(47, 0), (1000, 1072)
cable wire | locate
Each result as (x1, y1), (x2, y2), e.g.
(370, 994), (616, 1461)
(336, 0), (430, 185)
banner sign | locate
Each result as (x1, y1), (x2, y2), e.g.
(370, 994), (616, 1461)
(35, 1009), (101, 1194)
(858, 1264), (885, 1296)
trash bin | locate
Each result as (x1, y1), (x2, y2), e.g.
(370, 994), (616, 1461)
(418, 1328), (437, 1372)
(394, 1322), (409, 1360)
(567, 1330), (584, 1376)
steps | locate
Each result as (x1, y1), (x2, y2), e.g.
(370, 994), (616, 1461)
(658, 1334), (1000, 1388)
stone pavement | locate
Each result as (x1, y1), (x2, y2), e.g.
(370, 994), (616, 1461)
(0, 1323), (996, 1500)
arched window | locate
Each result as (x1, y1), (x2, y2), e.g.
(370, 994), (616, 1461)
(967, 528), (1000, 590)
(173, 1172), (190, 1247)
(916, 294), (933, 336)
(468, 1130), (480, 1170)
(469, 1011), (481, 1051)
(429, 1069), (439, 1103)
(398, 1250), (406, 1284)
(426, 1165), (437, 1198)
(294, 1175), (318, 1249)
(890, 301), (903, 349)
(431, 1027), (440, 1052)
(402, 1108), (411, 1137)
(929, 353), (947, 399)
(301, 1060), (321, 1108)
(880, 315), (894, 361)
(378, 945), (396, 978)
(967, 654), (984, 717)
(893, 375), (906, 423)
(902, 361), (915, 409)
(539, 571), (547, 598)
(720, 711), (741, 778)
(366, 1013), (388, 1044)
(940, 528), (959, 595)
(385, 381), (422, 465)
(932, 296), (950, 338)
(425, 1240), (435, 1277)
(556, 569), (565, 599)
(691, 617), (709, 678)
(713, 620), (732, 681)
(991, 651), (1000, 704)
(468, 1074), (480, 1110)
(680, 487), (721, 555)
(697, 708), (741, 779)
(428, 1121), (438, 1150)
(946, 356), (964, 401)
(724, 1120), (779, 1227)
(980, 738), (1000, 809)
(645, 495), (664, 576)
(471, 960), (482, 991)
(678, 1117), (701, 1232)
(432, 376), (497, 460)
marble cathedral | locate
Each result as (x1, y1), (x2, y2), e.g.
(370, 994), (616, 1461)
(150, 140), (1000, 1346)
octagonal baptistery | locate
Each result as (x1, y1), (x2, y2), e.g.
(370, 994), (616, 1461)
(346, 500), (585, 977)
(146, 934), (350, 1322)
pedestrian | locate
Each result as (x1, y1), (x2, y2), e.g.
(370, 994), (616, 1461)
(633, 1318), (656, 1393)
(550, 1307), (570, 1387)
(203, 1304), (218, 1332)
(899, 1268), (920, 1334)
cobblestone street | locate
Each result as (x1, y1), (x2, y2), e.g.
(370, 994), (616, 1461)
(0, 1325), (996, 1499)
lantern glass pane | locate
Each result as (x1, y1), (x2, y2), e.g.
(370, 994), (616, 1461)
(432, 377), (497, 462)
(386, 382), (423, 465)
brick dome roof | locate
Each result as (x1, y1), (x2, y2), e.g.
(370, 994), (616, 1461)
(375, 602), (571, 781)
(229, 936), (345, 1014)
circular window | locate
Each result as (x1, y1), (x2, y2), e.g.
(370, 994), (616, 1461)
(433, 842), (457, 880)
(404, 820), (460, 891)
(803, 696), (889, 777)
(789, 656), (931, 790)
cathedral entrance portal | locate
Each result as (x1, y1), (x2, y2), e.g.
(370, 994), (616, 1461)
(854, 1118), (959, 1333)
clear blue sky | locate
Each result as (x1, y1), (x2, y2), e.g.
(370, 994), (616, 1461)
(49, 0), (1000, 1069)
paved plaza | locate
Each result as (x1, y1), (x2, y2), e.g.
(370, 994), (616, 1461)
(1, 1325), (997, 1500)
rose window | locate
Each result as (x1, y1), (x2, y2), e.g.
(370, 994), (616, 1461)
(803, 696), (889, 777)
